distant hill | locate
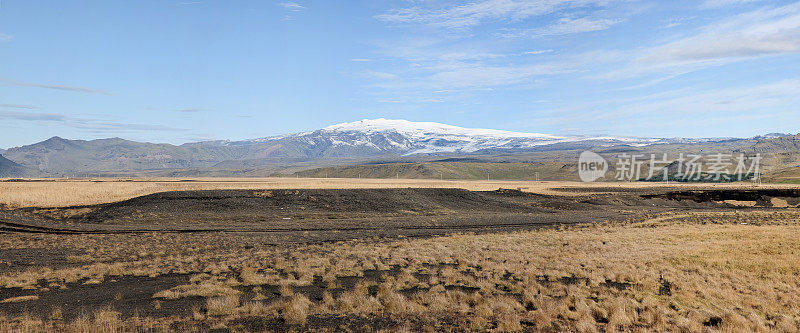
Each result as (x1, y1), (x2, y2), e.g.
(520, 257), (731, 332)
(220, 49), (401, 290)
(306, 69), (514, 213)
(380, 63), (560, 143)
(290, 161), (583, 181)
(1, 136), (259, 173)
(744, 134), (800, 153)
(0, 154), (44, 178)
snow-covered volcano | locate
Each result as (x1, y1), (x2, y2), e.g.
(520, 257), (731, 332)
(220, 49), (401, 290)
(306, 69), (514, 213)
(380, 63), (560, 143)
(323, 119), (561, 139)
(315, 118), (574, 154)
(236, 118), (663, 156)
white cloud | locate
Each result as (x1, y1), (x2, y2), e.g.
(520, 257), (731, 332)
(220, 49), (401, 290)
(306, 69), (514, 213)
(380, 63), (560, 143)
(375, 0), (623, 29)
(367, 1), (634, 94)
(369, 36), (621, 92)
(522, 49), (554, 55)
(640, 3), (800, 63)
(591, 3), (800, 83)
(662, 17), (694, 29)
(0, 33), (12, 42)
(277, 2), (305, 11)
(362, 70), (399, 80)
(497, 16), (620, 38)
(350, 58), (372, 62)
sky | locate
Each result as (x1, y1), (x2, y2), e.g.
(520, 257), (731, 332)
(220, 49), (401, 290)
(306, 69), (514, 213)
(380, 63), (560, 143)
(1, 0), (799, 148)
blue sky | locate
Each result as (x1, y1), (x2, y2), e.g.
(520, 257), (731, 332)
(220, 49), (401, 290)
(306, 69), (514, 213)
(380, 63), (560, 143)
(1, 0), (799, 148)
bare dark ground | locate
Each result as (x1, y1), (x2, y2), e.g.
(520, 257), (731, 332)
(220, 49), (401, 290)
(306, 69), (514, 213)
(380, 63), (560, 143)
(0, 274), (196, 321)
(3, 187), (766, 234)
(2, 187), (799, 331)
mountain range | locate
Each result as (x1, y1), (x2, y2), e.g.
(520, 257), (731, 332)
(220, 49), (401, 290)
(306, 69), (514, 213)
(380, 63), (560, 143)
(0, 119), (795, 179)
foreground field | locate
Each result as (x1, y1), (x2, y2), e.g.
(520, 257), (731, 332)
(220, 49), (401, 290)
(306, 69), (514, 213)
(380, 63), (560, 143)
(1, 180), (800, 331)
(2, 212), (800, 331)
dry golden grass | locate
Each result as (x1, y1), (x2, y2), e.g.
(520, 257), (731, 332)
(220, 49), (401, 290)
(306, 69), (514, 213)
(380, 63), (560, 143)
(2, 211), (800, 331)
(0, 295), (38, 303)
(0, 177), (794, 208)
(206, 295), (241, 316)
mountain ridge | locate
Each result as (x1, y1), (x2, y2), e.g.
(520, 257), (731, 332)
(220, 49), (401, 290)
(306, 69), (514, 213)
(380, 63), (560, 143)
(0, 119), (793, 176)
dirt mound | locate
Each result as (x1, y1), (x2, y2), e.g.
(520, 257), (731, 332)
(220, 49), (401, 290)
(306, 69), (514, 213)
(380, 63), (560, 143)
(48, 188), (546, 225)
(642, 189), (800, 208)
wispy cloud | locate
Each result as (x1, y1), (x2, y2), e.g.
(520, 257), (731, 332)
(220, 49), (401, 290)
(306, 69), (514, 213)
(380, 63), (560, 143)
(277, 2), (305, 11)
(0, 110), (184, 134)
(522, 50), (554, 55)
(426, 64), (568, 88)
(350, 58), (372, 62)
(533, 78), (800, 132)
(0, 77), (110, 94)
(375, 62), (574, 90)
(370, 34), (614, 91)
(177, 108), (204, 113)
(641, 3), (800, 63)
(0, 111), (66, 122)
(592, 2), (800, 82)
(277, 1), (305, 21)
(69, 121), (185, 133)
(700, 0), (764, 9)
(366, 1), (634, 95)
(662, 16), (695, 29)
(0, 33), (12, 42)
(497, 16), (620, 38)
(377, 97), (444, 103)
(375, 0), (623, 29)
(361, 70), (398, 80)
(0, 104), (38, 110)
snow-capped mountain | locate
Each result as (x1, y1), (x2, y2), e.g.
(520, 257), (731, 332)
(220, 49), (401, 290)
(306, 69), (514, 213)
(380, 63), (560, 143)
(323, 119), (561, 139)
(314, 119), (572, 155)
(227, 118), (671, 156)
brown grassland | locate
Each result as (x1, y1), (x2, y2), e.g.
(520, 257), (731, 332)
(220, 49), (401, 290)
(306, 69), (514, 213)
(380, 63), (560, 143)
(0, 179), (799, 331)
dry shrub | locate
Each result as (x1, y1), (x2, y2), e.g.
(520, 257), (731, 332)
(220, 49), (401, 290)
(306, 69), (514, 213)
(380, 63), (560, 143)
(206, 295), (240, 316)
(574, 315), (597, 333)
(240, 301), (276, 316)
(92, 308), (122, 333)
(239, 266), (277, 286)
(282, 294), (311, 325)
(279, 281), (294, 297)
(377, 284), (414, 315)
(606, 297), (634, 330)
